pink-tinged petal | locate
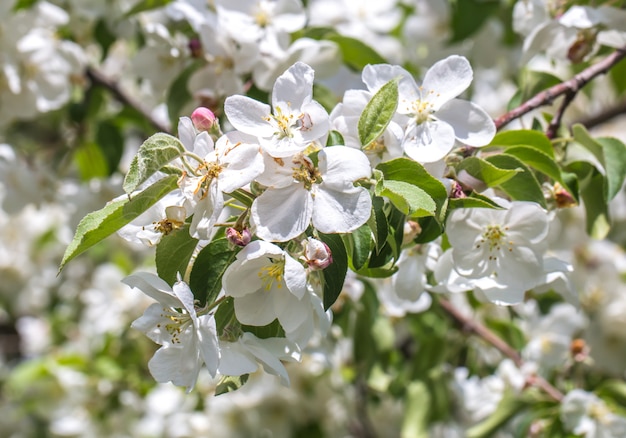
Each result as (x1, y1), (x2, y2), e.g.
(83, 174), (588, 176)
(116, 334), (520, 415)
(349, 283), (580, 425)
(224, 95), (274, 137)
(252, 185), (313, 242)
(218, 341), (258, 375)
(402, 120), (455, 163)
(422, 55), (473, 110)
(312, 186), (372, 234)
(122, 272), (180, 308)
(272, 62), (314, 109)
(284, 254), (307, 299)
(148, 344), (201, 392)
(234, 291), (278, 327)
(196, 314), (219, 378)
(436, 100), (496, 147)
(319, 146), (371, 190)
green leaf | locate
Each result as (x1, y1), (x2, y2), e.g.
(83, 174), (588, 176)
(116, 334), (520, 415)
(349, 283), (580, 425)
(313, 83), (338, 113)
(59, 175), (179, 272)
(326, 35), (386, 71)
(376, 158), (448, 212)
(327, 130), (345, 146)
(189, 238), (239, 306)
(503, 145), (565, 185)
(96, 120), (125, 176)
(578, 165), (611, 239)
(318, 233), (348, 310)
(597, 380), (626, 408)
(242, 320), (285, 339)
(414, 216), (445, 244)
(93, 19), (117, 60)
(12, 0), (38, 11)
(368, 196), (389, 252)
(123, 133), (185, 194)
(375, 179), (437, 218)
(125, 0), (173, 16)
(358, 78), (399, 148)
(155, 225), (199, 286)
(450, 0), (500, 42)
(401, 381), (430, 438)
(596, 137), (626, 201)
(457, 156), (521, 187)
(486, 154), (547, 207)
(489, 129), (555, 158)
(74, 142), (109, 180)
(214, 297), (235, 337)
(572, 123), (604, 166)
(215, 374), (249, 396)
(343, 224), (372, 271)
(449, 193), (504, 210)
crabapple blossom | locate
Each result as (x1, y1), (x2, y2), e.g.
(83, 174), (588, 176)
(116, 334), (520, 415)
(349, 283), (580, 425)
(251, 146), (372, 242)
(561, 389), (626, 437)
(445, 201), (563, 305)
(362, 56), (496, 163)
(122, 273), (219, 392)
(177, 117), (264, 240)
(224, 62), (330, 158)
(221, 240), (309, 332)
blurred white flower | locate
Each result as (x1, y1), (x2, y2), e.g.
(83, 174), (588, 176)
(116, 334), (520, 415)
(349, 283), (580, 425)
(561, 389), (626, 438)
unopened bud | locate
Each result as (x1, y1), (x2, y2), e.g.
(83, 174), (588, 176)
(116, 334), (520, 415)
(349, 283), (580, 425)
(188, 38), (203, 58)
(402, 220), (422, 245)
(191, 107), (217, 133)
(450, 180), (466, 199)
(553, 182), (577, 208)
(226, 227), (251, 247)
(570, 338), (589, 362)
(302, 237), (333, 270)
(567, 30), (596, 64)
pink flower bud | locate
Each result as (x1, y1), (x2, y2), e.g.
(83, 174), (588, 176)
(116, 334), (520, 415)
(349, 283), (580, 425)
(302, 237), (333, 270)
(226, 227), (251, 247)
(191, 107), (217, 133)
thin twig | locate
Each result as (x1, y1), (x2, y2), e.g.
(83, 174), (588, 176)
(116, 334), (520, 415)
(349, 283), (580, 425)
(494, 45), (626, 131)
(545, 91), (576, 139)
(85, 66), (172, 134)
(571, 98), (626, 131)
(438, 297), (564, 402)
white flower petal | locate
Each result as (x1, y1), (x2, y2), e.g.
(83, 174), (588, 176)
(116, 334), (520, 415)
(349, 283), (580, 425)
(319, 146), (371, 190)
(196, 314), (219, 378)
(436, 99), (496, 147)
(312, 186), (372, 234)
(224, 95), (274, 137)
(218, 341), (259, 376)
(403, 120), (456, 163)
(272, 61), (314, 110)
(233, 291), (278, 327)
(148, 345), (201, 392)
(122, 272), (181, 308)
(252, 184), (312, 241)
(422, 55), (473, 110)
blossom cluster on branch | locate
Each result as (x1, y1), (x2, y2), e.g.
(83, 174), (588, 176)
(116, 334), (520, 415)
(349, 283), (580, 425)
(2, 0), (626, 436)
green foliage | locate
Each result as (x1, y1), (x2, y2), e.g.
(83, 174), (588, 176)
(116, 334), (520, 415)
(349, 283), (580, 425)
(189, 237), (239, 305)
(486, 154), (547, 207)
(124, 0), (173, 16)
(467, 389), (530, 438)
(123, 133), (185, 194)
(450, 0), (501, 43)
(59, 175), (179, 272)
(326, 34), (387, 71)
(215, 374), (249, 396)
(155, 224), (199, 286)
(318, 233), (348, 310)
(358, 78), (399, 148)
(456, 156), (521, 187)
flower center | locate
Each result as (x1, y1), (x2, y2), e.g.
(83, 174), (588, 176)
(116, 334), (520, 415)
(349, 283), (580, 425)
(291, 155), (321, 190)
(193, 161), (223, 199)
(476, 225), (513, 261)
(157, 309), (192, 344)
(364, 135), (387, 156)
(265, 106), (296, 139)
(258, 257), (285, 291)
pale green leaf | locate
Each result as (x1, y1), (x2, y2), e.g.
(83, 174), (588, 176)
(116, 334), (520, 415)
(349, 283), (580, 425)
(59, 175), (179, 272)
(596, 137), (626, 201)
(457, 156), (521, 187)
(155, 224), (198, 286)
(358, 78), (399, 148)
(489, 129), (555, 158)
(375, 179), (437, 218)
(401, 381), (430, 438)
(123, 133), (185, 194)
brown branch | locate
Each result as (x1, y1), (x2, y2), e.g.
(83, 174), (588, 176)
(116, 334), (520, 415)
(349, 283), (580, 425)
(438, 297), (564, 402)
(571, 98), (626, 131)
(85, 66), (172, 134)
(494, 45), (626, 131)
